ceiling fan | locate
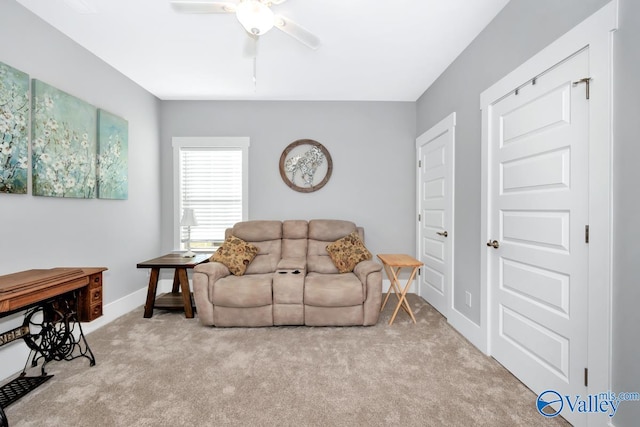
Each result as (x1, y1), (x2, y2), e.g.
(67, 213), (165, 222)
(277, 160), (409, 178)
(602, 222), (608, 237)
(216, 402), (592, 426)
(170, 0), (320, 51)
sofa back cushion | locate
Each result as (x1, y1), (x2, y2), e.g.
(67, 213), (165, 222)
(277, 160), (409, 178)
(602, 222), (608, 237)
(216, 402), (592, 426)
(282, 220), (308, 259)
(307, 220), (363, 274)
(226, 220), (283, 274)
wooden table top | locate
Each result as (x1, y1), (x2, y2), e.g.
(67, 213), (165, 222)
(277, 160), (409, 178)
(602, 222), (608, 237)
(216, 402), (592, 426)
(0, 267), (106, 294)
(377, 254), (423, 267)
(0, 267), (107, 315)
(136, 253), (210, 269)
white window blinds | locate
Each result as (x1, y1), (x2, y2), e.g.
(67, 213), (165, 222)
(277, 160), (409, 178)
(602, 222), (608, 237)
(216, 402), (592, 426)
(173, 137), (249, 251)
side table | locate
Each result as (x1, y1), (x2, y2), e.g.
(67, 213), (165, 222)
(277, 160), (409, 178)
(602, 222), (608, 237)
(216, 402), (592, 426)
(377, 254), (423, 325)
(137, 253), (210, 318)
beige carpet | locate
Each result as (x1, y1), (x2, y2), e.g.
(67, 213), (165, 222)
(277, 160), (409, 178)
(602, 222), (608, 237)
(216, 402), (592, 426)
(4, 294), (569, 426)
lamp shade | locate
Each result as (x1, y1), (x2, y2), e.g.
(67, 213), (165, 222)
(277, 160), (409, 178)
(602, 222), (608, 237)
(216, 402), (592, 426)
(180, 208), (198, 227)
(236, 0), (274, 35)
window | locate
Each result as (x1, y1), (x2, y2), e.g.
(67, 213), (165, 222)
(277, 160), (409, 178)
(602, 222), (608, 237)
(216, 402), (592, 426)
(173, 137), (249, 251)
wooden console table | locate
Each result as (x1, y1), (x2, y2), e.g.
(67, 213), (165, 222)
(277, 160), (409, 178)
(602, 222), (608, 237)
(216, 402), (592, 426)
(0, 267), (107, 427)
(137, 253), (209, 318)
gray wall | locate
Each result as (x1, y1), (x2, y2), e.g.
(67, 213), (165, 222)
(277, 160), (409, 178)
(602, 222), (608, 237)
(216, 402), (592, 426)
(160, 101), (416, 259)
(0, 2), (161, 378)
(416, 0), (610, 325)
(417, 0), (639, 424)
(612, 0), (640, 426)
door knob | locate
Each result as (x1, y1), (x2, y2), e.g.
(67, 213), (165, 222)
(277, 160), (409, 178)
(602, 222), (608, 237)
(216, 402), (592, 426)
(486, 240), (500, 249)
(436, 231), (448, 237)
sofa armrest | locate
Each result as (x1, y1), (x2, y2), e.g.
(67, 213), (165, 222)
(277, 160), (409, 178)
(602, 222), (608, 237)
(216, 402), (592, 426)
(193, 261), (230, 326)
(354, 259), (383, 326)
(353, 259), (382, 284)
(194, 261), (230, 279)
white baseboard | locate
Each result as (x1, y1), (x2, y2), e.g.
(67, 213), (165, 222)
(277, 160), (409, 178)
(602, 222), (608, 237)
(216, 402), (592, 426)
(0, 286), (147, 383)
(157, 278), (187, 294)
(447, 307), (487, 354)
(81, 286), (148, 335)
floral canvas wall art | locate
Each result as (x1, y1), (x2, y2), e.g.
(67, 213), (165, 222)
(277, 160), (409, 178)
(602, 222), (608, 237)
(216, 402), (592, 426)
(32, 79), (97, 198)
(0, 62), (29, 194)
(97, 109), (128, 199)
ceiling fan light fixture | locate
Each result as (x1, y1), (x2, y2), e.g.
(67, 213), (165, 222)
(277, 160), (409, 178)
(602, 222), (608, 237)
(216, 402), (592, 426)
(236, 0), (275, 35)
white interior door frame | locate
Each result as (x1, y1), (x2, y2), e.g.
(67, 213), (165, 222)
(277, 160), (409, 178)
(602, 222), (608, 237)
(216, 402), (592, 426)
(479, 0), (617, 404)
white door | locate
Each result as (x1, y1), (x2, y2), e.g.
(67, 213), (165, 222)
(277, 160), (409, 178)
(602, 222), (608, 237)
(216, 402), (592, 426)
(416, 113), (455, 317)
(487, 50), (589, 425)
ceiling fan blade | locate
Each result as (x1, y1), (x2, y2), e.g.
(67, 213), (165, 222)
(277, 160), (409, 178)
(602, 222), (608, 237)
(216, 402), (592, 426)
(274, 15), (320, 50)
(243, 33), (258, 58)
(170, 1), (236, 14)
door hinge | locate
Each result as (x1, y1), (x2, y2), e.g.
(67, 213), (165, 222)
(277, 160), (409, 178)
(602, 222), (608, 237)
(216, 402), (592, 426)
(418, 160), (422, 168)
(584, 368), (589, 387)
(573, 77), (592, 100)
(585, 225), (589, 243)
(418, 268), (421, 276)
(418, 213), (421, 222)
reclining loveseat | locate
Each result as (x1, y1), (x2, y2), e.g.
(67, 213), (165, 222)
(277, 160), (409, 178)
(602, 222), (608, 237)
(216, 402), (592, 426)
(192, 219), (382, 327)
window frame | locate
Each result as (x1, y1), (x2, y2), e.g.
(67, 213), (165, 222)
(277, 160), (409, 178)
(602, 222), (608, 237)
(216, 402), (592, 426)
(172, 136), (249, 251)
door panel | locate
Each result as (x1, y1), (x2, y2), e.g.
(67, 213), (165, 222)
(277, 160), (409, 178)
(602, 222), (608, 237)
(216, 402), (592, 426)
(502, 148), (570, 192)
(502, 210), (570, 250)
(501, 258), (569, 314)
(502, 84), (570, 143)
(500, 306), (569, 379)
(422, 265), (444, 294)
(424, 178), (445, 199)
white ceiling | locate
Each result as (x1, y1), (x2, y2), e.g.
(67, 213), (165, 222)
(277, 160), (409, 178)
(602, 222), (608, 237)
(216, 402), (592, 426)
(16, 0), (510, 101)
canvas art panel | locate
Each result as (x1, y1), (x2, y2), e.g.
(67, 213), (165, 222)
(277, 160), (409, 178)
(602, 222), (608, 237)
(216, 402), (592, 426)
(0, 62), (30, 194)
(97, 109), (128, 199)
(31, 79), (97, 198)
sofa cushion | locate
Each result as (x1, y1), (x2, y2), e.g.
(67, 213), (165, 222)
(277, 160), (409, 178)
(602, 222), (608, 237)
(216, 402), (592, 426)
(212, 273), (273, 307)
(308, 219), (356, 241)
(244, 239), (282, 274)
(283, 220), (308, 239)
(326, 231), (372, 273)
(211, 235), (259, 276)
(224, 221), (283, 275)
(230, 220), (282, 242)
(307, 239), (340, 274)
(282, 220), (308, 259)
(307, 220), (366, 274)
(304, 272), (364, 307)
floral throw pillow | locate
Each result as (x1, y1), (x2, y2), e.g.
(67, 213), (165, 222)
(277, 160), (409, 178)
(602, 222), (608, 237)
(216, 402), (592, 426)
(326, 231), (372, 273)
(210, 235), (259, 276)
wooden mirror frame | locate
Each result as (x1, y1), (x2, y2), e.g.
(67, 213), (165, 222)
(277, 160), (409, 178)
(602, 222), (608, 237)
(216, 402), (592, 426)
(279, 139), (333, 193)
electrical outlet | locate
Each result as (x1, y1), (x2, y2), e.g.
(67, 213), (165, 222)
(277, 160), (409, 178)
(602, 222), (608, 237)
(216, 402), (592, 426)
(465, 291), (472, 307)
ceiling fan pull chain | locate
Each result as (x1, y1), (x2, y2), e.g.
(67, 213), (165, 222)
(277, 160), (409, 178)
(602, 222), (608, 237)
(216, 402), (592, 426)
(253, 56), (257, 91)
